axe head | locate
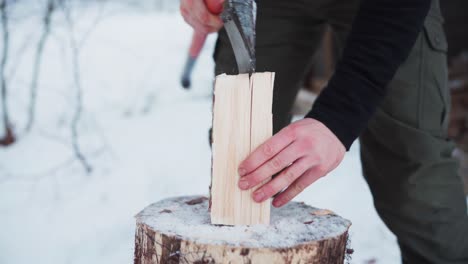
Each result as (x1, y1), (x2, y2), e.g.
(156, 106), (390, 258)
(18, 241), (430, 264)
(221, 0), (256, 74)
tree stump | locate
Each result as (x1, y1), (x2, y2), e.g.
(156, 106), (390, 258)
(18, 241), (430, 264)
(134, 195), (352, 264)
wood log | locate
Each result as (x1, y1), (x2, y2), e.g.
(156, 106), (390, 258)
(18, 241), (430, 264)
(210, 73), (274, 226)
(134, 195), (352, 264)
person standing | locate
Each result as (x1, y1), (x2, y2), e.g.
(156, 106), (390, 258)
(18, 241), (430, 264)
(180, 0), (468, 262)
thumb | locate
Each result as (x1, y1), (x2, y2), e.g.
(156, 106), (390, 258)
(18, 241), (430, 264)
(205, 0), (224, 14)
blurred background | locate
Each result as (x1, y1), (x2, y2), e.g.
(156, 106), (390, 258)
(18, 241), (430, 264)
(0, 1), (466, 264)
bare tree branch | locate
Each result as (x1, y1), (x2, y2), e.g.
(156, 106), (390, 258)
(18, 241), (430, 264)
(0, 147), (107, 185)
(25, 0), (55, 132)
(60, 0), (92, 173)
(77, 0), (107, 50)
(6, 30), (36, 84)
(0, 0), (15, 146)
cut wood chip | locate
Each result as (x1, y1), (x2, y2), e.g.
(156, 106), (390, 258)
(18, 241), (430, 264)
(311, 209), (335, 216)
(211, 72), (275, 226)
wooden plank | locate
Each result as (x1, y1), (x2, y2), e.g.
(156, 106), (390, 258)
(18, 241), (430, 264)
(211, 73), (252, 226)
(211, 72), (275, 226)
(249, 72), (275, 225)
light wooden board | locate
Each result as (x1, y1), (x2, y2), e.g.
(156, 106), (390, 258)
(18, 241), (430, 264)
(211, 72), (275, 226)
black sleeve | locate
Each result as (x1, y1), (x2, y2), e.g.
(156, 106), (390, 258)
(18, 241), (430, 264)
(305, 0), (432, 150)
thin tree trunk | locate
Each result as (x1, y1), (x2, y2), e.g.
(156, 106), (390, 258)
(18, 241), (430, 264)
(60, 0), (92, 173)
(69, 35), (92, 173)
(0, 0), (15, 146)
(25, 0), (55, 132)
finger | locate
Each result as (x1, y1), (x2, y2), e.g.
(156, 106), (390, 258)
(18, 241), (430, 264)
(181, 0), (220, 33)
(180, 0), (194, 20)
(239, 125), (296, 176)
(238, 141), (307, 190)
(180, 0), (193, 10)
(272, 166), (326, 207)
(251, 157), (312, 203)
(193, 0), (223, 28)
(181, 3), (199, 29)
(184, 14), (216, 34)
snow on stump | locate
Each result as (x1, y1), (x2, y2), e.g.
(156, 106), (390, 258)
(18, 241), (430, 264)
(134, 195), (352, 264)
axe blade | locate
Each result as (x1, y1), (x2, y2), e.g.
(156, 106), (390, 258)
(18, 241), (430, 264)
(221, 0), (256, 74)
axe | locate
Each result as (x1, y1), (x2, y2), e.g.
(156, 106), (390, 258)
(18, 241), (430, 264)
(180, 0), (256, 89)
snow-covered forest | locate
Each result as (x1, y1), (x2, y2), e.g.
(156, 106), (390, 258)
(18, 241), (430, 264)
(0, 1), (401, 263)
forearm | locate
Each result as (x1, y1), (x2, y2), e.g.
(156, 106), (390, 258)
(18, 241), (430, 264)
(306, 0), (432, 150)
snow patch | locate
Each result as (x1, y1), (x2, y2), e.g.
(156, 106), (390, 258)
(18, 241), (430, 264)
(136, 195), (351, 248)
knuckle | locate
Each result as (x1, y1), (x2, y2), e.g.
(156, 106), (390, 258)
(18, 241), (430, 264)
(284, 125), (297, 140)
(308, 154), (320, 165)
(243, 160), (255, 171)
(200, 26), (211, 34)
(181, 0), (192, 10)
(248, 173), (261, 186)
(270, 157), (282, 170)
(182, 16), (189, 24)
(283, 169), (296, 183)
(303, 136), (315, 148)
(249, 171), (268, 185)
(261, 185), (273, 197)
(201, 12), (210, 24)
(294, 161), (308, 175)
(292, 182), (305, 194)
(315, 165), (327, 176)
(297, 141), (311, 154)
(295, 125), (308, 138)
(180, 6), (188, 17)
(263, 143), (274, 156)
(282, 190), (294, 202)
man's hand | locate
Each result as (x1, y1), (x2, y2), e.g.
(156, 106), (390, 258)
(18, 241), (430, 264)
(180, 0), (224, 34)
(238, 118), (346, 207)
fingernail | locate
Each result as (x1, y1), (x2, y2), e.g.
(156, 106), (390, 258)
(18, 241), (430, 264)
(238, 180), (249, 190)
(238, 167), (246, 176)
(253, 191), (265, 202)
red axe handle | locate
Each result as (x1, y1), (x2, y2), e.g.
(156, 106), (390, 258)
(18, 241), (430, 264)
(181, 32), (207, 89)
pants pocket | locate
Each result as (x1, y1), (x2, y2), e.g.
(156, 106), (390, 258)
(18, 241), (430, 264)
(368, 108), (454, 164)
(419, 14), (450, 137)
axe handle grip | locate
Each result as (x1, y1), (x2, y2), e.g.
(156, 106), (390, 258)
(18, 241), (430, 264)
(189, 31), (208, 58)
(181, 32), (207, 89)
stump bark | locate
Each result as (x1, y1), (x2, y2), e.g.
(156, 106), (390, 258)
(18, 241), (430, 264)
(134, 196), (351, 264)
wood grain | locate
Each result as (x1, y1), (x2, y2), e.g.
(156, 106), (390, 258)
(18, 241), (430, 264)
(211, 72), (275, 226)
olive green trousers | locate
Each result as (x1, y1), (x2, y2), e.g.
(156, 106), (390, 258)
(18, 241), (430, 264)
(214, 0), (468, 263)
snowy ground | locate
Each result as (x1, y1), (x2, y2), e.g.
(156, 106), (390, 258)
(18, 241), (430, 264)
(0, 3), (402, 264)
